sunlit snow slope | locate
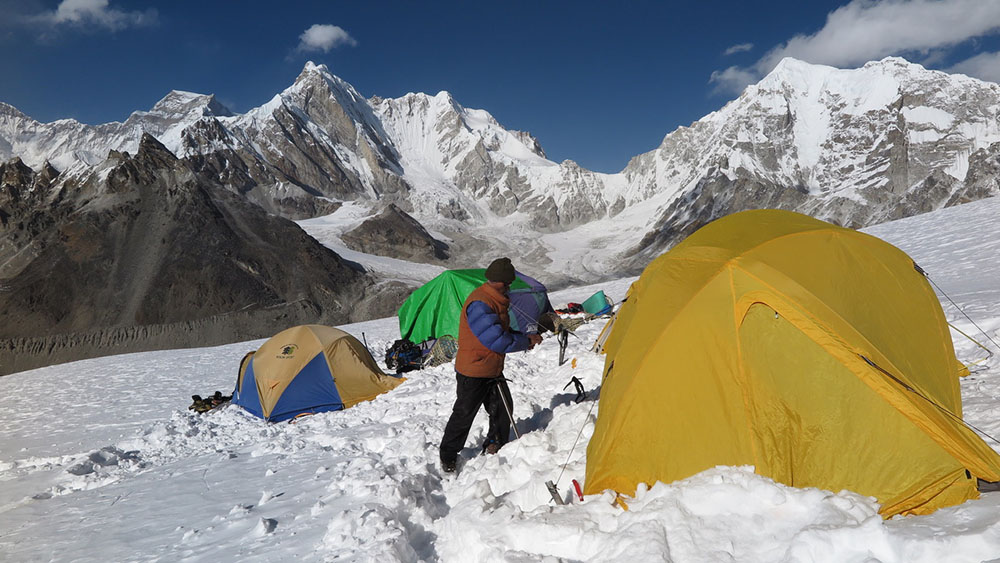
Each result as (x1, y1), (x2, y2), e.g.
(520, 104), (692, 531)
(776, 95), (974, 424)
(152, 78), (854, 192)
(2, 198), (1000, 562)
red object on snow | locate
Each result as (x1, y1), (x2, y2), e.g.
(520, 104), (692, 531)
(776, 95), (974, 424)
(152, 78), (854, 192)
(572, 479), (584, 501)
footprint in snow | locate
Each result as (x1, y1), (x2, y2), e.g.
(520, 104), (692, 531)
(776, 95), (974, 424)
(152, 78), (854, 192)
(257, 490), (285, 505)
(65, 446), (139, 476)
(252, 518), (278, 537)
(228, 504), (253, 517)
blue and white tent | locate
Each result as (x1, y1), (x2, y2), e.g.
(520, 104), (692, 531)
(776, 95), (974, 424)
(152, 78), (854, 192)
(234, 325), (403, 422)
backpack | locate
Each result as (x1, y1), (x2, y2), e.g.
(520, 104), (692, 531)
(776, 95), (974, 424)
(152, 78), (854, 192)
(189, 391), (232, 413)
(424, 335), (458, 368)
(385, 339), (424, 374)
(556, 302), (584, 314)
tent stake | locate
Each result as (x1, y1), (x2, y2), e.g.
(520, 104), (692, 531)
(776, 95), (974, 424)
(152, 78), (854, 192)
(545, 480), (566, 505)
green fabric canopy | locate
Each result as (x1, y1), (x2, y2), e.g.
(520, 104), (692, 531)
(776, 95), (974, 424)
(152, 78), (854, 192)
(397, 269), (532, 343)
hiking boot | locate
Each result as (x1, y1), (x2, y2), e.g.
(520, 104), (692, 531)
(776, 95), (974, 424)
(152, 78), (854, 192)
(485, 442), (500, 455)
(441, 459), (457, 473)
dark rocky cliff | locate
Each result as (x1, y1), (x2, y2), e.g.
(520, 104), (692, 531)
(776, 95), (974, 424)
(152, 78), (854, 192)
(0, 135), (400, 376)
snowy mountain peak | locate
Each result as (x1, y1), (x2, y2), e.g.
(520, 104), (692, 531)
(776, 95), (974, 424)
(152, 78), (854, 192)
(757, 56), (986, 100)
(0, 101), (30, 121)
(862, 56), (926, 72)
(758, 56), (937, 96)
(385, 91), (462, 117)
(301, 60), (328, 74)
(142, 90), (233, 120)
(295, 61), (357, 95)
(767, 56), (837, 78)
(295, 61), (330, 85)
(767, 56), (922, 78)
(433, 90), (460, 108)
(287, 61), (371, 118)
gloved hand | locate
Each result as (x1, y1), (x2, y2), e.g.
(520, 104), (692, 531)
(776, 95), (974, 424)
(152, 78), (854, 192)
(528, 333), (543, 349)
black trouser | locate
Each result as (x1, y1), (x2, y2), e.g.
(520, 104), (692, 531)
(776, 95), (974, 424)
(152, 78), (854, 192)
(439, 373), (513, 463)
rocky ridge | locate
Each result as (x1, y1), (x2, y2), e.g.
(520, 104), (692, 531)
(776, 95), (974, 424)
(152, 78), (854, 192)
(0, 135), (399, 375)
(4, 58), (1000, 283)
(5, 57), (1000, 373)
(340, 203), (450, 263)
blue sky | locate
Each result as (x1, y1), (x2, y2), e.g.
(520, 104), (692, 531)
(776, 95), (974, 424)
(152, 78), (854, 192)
(3, 0), (1000, 173)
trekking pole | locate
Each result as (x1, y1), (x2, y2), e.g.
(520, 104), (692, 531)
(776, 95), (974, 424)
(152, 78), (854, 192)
(360, 332), (374, 358)
(496, 377), (521, 440)
(470, 377), (525, 474)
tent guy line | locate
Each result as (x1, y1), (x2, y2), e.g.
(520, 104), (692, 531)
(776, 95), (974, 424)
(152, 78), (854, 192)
(918, 264), (1000, 354)
(860, 353), (1000, 447)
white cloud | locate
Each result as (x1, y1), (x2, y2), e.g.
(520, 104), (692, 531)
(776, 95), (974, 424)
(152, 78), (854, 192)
(710, 0), (1000, 95)
(709, 66), (759, 96)
(723, 43), (754, 56)
(297, 24), (357, 53)
(948, 51), (1000, 83)
(32, 0), (157, 31)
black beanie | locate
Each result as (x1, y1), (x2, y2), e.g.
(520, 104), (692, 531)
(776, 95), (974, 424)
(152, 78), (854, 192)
(485, 257), (515, 284)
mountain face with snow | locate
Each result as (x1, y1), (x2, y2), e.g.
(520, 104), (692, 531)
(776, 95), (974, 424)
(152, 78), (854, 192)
(4, 57), (1000, 355)
(0, 134), (405, 376)
(621, 57), (1000, 266)
(5, 57), (1000, 283)
(0, 91), (232, 174)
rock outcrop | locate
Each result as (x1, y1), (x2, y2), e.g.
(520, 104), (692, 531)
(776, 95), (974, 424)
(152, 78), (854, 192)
(0, 135), (400, 376)
(341, 203), (449, 263)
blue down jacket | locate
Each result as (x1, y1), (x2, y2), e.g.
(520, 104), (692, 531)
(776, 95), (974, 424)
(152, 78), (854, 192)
(466, 301), (531, 354)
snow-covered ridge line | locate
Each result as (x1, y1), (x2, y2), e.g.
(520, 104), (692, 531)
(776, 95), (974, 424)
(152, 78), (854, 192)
(5, 57), (1000, 283)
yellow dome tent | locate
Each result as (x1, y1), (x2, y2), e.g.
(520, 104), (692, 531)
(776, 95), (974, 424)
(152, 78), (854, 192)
(585, 209), (1000, 517)
(233, 325), (403, 422)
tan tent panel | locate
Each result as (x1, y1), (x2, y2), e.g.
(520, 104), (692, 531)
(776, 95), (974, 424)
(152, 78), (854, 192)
(234, 325), (403, 422)
(585, 209), (1000, 517)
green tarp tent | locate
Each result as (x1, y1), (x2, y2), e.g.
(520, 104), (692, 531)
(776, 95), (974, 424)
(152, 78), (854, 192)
(398, 269), (553, 344)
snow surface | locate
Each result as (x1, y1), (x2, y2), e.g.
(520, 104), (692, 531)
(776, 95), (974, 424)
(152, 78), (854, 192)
(902, 106), (955, 130)
(297, 202), (445, 285)
(4, 199), (1000, 561)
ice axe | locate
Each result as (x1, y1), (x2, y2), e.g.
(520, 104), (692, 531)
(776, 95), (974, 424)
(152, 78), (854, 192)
(563, 376), (587, 403)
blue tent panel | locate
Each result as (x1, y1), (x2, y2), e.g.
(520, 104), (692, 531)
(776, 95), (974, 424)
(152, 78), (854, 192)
(267, 352), (345, 422)
(509, 271), (555, 334)
(233, 360), (264, 418)
(510, 289), (554, 333)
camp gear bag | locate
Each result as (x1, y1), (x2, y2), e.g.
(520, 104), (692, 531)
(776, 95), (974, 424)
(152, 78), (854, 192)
(385, 339), (423, 374)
